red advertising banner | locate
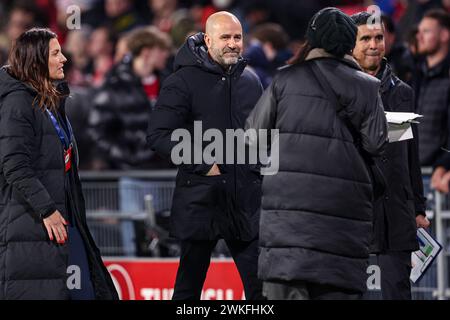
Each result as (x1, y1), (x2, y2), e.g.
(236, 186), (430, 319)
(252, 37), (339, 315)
(104, 258), (245, 300)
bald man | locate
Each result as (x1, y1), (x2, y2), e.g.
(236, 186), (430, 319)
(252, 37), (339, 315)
(147, 12), (265, 300)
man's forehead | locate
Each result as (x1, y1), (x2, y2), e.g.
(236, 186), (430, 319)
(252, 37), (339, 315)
(358, 24), (384, 37)
(420, 17), (440, 28)
(207, 13), (242, 34)
(216, 29), (242, 36)
(211, 21), (242, 34)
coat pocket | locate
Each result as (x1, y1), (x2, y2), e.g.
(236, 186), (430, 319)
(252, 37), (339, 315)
(174, 172), (228, 219)
(171, 172), (230, 239)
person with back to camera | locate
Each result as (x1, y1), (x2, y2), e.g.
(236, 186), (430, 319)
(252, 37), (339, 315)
(246, 7), (388, 300)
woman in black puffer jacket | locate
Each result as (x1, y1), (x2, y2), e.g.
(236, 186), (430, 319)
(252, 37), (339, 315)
(0, 28), (118, 300)
(246, 8), (388, 300)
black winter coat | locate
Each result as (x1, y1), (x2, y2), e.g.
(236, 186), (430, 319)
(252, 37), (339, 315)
(147, 33), (264, 241)
(88, 56), (169, 170)
(245, 49), (388, 293)
(0, 67), (118, 300)
(413, 55), (450, 167)
(371, 60), (426, 253)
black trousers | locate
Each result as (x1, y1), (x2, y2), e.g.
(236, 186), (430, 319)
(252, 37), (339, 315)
(172, 238), (264, 300)
(377, 251), (412, 300)
(263, 280), (362, 300)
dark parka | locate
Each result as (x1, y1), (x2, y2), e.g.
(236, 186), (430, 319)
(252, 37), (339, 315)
(147, 33), (264, 241)
(371, 60), (426, 253)
(88, 56), (167, 170)
(0, 67), (118, 300)
(413, 55), (450, 167)
(245, 49), (388, 293)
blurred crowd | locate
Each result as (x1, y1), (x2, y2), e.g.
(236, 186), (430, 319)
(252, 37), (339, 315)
(1, 0), (450, 176)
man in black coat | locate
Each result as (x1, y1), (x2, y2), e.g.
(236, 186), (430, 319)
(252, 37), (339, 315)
(147, 11), (264, 300)
(352, 12), (430, 300)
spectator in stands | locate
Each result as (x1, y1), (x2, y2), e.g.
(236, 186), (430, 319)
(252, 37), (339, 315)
(64, 86), (96, 170)
(147, 11), (265, 300)
(0, 28), (118, 300)
(256, 0), (321, 41)
(431, 164), (450, 192)
(103, 0), (147, 36)
(55, 0), (98, 30)
(114, 31), (132, 63)
(413, 10), (450, 187)
(149, 0), (179, 33)
(88, 27), (172, 170)
(64, 29), (93, 87)
(246, 7), (388, 300)
(352, 11), (429, 300)
(4, 0), (46, 48)
(0, 2), (31, 91)
(406, 25), (421, 58)
(244, 23), (292, 88)
(87, 26), (116, 87)
(396, 0), (443, 43)
(431, 156), (450, 192)
(240, 0), (271, 32)
(170, 8), (197, 49)
(381, 14), (416, 83)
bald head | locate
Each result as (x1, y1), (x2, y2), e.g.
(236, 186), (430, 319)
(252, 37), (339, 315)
(205, 11), (242, 35)
(204, 11), (243, 68)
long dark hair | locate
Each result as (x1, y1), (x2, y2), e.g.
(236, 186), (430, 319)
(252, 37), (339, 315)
(287, 40), (313, 65)
(8, 28), (62, 111)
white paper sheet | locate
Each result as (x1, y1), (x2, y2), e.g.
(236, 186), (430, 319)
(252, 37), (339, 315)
(386, 112), (423, 143)
(385, 112), (423, 124)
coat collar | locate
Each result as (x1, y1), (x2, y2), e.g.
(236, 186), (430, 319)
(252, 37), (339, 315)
(175, 32), (248, 77)
(305, 48), (362, 71)
(375, 58), (397, 94)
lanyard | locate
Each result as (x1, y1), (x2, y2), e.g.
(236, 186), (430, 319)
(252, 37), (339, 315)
(46, 109), (73, 150)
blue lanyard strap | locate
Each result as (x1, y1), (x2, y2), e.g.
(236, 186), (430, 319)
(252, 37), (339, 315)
(46, 109), (73, 149)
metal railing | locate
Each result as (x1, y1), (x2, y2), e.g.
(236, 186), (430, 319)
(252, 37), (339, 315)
(80, 170), (177, 257)
(432, 191), (450, 300)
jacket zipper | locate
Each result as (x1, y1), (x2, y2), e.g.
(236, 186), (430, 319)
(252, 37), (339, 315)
(227, 73), (241, 240)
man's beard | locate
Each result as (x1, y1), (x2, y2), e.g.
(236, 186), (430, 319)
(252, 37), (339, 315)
(222, 55), (239, 65)
(213, 47), (241, 67)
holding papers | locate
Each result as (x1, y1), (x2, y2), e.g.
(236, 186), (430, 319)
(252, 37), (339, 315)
(386, 112), (423, 124)
(410, 228), (442, 283)
(385, 112), (423, 143)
